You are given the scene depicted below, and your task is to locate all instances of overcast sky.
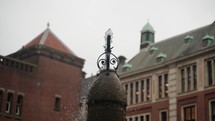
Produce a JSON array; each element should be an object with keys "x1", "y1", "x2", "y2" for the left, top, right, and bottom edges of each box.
[{"x1": 0, "y1": 0, "x2": 215, "y2": 77}]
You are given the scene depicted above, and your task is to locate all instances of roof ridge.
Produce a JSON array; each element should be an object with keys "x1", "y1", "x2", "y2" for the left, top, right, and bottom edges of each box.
[{"x1": 39, "y1": 28, "x2": 50, "y2": 45}]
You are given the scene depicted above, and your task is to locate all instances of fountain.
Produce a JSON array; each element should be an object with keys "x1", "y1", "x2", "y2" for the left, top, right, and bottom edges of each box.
[{"x1": 86, "y1": 29, "x2": 127, "y2": 121}]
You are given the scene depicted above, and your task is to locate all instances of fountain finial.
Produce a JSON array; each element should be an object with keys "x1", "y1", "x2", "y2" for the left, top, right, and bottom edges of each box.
[{"x1": 97, "y1": 29, "x2": 119, "y2": 75}]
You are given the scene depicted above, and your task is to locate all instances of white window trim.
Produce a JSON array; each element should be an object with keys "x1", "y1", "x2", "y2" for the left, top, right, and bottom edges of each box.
[
  {"x1": 124, "y1": 77, "x2": 152, "y2": 106},
  {"x1": 181, "y1": 103, "x2": 197, "y2": 121},
  {"x1": 54, "y1": 95, "x2": 61, "y2": 111},
  {"x1": 209, "y1": 99, "x2": 215, "y2": 121},
  {"x1": 126, "y1": 113, "x2": 151, "y2": 121},
  {"x1": 205, "y1": 58, "x2": 215, "y2": 87},
  {"x1": 7, "y1": 89, "x2": 15, "y2": 94},
  {"x1": 55, "y1": 94, "x2": 61, "y2": 98},
  {"x1": 5, "y1": 91, "x2": 14, "y2": 114},
  {"x1": 159, "y1": 109, "x2": 168, "y2": 121},
  {"x1": 17, "y1": 92, "x2": 24, "y2": 96},
  {"x1": 0, "y1": 88, "x2": 5, "y2": 91},
  {"x1": 15, "y1": 94, "x2": 24, "y2": 116},
  {"x1": 178, "y1": 63, "x2": 197, "y2": 93},
  {"x1": 156, "y1": 73, "x2": 169, "y2": 99}
]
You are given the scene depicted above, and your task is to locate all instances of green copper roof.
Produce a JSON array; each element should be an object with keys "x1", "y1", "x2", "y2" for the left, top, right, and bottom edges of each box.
[
  {"x1": 202, "y1": 34, "x2": 214, "y2": 40},
  {"x1": 141, "y1": 22, "x2": 155, "y2": 33},
  {"x1": 157, "y1": 53, "x2": 167, "y2": 58},
  {"x1": 150, "y1": 46, "x2": 158, "y2": 51},
  {"x1": 185, "y1": 35, "x2": 194, "y2": 40},
  {"x1": 123, "y1": 63, "x2": 132, "y2": 68}
]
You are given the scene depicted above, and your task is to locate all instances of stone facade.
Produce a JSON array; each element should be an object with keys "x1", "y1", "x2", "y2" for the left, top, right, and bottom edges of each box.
[{"x1": 118, "y1": 21, "x2": 215, "y2": 121}]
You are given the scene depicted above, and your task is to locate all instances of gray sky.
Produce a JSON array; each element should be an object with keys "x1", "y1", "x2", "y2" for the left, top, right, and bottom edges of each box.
[{"x1": 0, "y1": 0, "x2": 215, "y2": 77}]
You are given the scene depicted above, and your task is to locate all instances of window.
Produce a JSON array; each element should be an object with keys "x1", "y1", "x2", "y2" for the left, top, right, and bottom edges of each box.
[
  {"x1": 6, "y1": 92, "x2": 13, "y2": 114},
  {"x1": 140, "y1": 116, "x2": 144, "y2": 121},
  {"x1": 156, "y1": 53, "x2": 167, "y2": 63},
  {"x1": 157, "y1": 57, "x2": 164, "y2": 63},
  {"x1": 209, "y1": 100, "x2": 215, "y2": 121},
  {"x1": 141, "y1": 32, "x2": 152, "y2": 42},
  {"x1": 179, "y1": 64, "x2": 197, "y2": 93},
  {"x1": 130, "y1": 83, "x2": 133, "y2": 104},
  {"x1": 149, "y1": 47, "x2": 158, "y2": 54},
  {"x1": 129, "y1": 117, "x2": 133, "y2": 121},
  {"x1": 187, "y1": 67, "x2": 191, "y2": 91},
  {"x1": 181, "y1": 69, "x2": 185, "y2": 92},
  {"x1": 164, "y1": 74, "x2": 168, "y2": 97},
  {"x1": 0, "y1": 90, "x2": 3, "y2": 112},
  {"x1": 127, "y1": 113, "x2": 151, "y2": 121},
  {"x1": 54, "y1": 96, "x2": 61, "y2": 111},
  {"x1": 158, "y1": 75, "x2": 162, "y2": 98},
  {"x1": 15, "y1": 95, "x2": 23, "y2": 116},
  {"x1": 157, "y1": 74, "x2": 168, "y2": 99},
  {"x1": 125, "y1": 84, "x2": 128, "y2": 96},
  {"x1": 183, "y1": 105, "x2": 196, "y2": 121},
  {"x1": 193, "y1": 65, "x2": 197, "y2": 90},
  {"x1": 184, "y1": 35, "x2": 193, "y2": 44},
  {"x1": 146, "y1": 79, "x2": 150, "y2": 101},
  {"x1": 146, "y1": 114, "x2": 150, "y2": 121},
  {"x1": 202, "y1": 35, "x2": 214, "y2": 47},
  {"x1": 141, "y1": 78, "x2": 151, "y2": 102},
  {"x1": 206, "y1": 58, "x2": 215, "y2": 86},
  {"x1": 141, "y1": 80, "x2": 144, "y2": 102},
  {"x1": 141, "y1": 33, "x2": 147, "y2": 43},
  {"x1": 135, "y1": 81, "x2": 139, "y2": 103},
  {"x1": 160, "y1": 110, "x2": 168, "y2": 121},
  {"x1": 127, "y1": 77, "x2": 151, "y2": 105},
  {"x1": 135, "y1": 116, "x2": 138, "y2": 121},
  {"x1": 202, "y1": 39, "x2": 209, "y2": 47}
]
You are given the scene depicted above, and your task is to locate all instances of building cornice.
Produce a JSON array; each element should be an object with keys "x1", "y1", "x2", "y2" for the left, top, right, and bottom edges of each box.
[
  {"x1": 9, "y1": 45, "x2": 85, "y2": 68},
  {"x1": 119, "y1": 45, "x2": 215, "y2": 79}
]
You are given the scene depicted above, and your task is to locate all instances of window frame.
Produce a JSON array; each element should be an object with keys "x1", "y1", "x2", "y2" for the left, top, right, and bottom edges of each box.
[
  {"x1": 5, "y1": 91, "x2": 14, "y2": 114},
  {"x1": 205, "y1": 58, "x2": 215, "y2": 87},
  {"x1": 178, "y1": 63, "x2": 197, "y2": 93},
  {"x1": 159, "y1": 109, "x2": 168, "y2": 121},
  {"x1": 209, "y1": 99, "x2": 215, "y2": 121},
  {"x1": 15, "y1": 94, "x2": 24, "y2": 116},
  {"x1": 54, "y1": 95, "x2": 61, "y2": 111},
  {"x1": 181, "y1": 104, "x2": 196, "y2": 121},
  {"x1": 126, "y1": 113, "x2": 151, "y2": 121},
  {"x1": 0, "y1": 89, "x2": 4, "y2": 112},
  {"x1": 157, "y1": 73, "x2": 169, "y2": 99}
]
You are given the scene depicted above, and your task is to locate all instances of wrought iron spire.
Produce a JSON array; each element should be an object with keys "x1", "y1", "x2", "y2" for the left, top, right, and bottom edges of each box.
[{"x1": 97, "y1": 29, "x2": 119, "y2": 75}]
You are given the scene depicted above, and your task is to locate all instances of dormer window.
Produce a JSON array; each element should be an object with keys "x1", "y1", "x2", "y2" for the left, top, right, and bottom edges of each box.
[
  {"x1": 184, "y1": 35, "x2": 193, "y2": 44},
  {"x1": 156, "y1": 53, "x2": 167, "y2": 63},
  {"x1": 149, "y1": 47, "x2": 158, "y2": 54},
  {"x1": 122, "y1": 64, "x2": 132, "y2": 72},
  {"x1": 202, "y1": 34, "x2": 214, "y2": 47}
]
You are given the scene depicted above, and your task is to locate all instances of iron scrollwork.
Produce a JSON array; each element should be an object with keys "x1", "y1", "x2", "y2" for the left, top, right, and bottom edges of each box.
[{"x1": 97, "y1": 29, "x2": 119, "y2": 74}]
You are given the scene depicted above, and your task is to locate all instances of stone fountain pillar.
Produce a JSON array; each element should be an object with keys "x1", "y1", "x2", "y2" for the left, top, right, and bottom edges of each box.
[{"x1": 87, "y1": 29, "x2": 127, "y2": 121}]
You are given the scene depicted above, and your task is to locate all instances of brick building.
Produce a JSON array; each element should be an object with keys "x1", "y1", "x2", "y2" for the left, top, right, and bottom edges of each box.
[
  {"x1": 80, "y1": 21, "x2": 215, "y2": 121},
  {"x1": 118, "y1": 21, "x2": 215, "y2": 121},
  {"x1": 0, "y1": 26, "x2": 85, "y2": 121}
]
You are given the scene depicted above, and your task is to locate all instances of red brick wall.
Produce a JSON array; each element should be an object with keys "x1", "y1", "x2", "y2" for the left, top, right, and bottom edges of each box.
[
  {"x1": 36, "y1": 56, "x2": 82, "y2": 121},
  {"x1": 177, "y1": 88, "x2": 215, "y2": 121},
  {"x1": 126, "y1": 99, "x2": 169, "y2": 121},
  {"x1": 0, "y1": 54, "x2": 83, "y2": 121},
  {"x1": 0, "y1": 64, "x2": 38, "y2": 121}
]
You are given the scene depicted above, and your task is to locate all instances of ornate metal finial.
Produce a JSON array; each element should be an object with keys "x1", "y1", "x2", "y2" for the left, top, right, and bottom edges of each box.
[{"x1": 97, "y1": 29, "x2": 119, "y2": 75}]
